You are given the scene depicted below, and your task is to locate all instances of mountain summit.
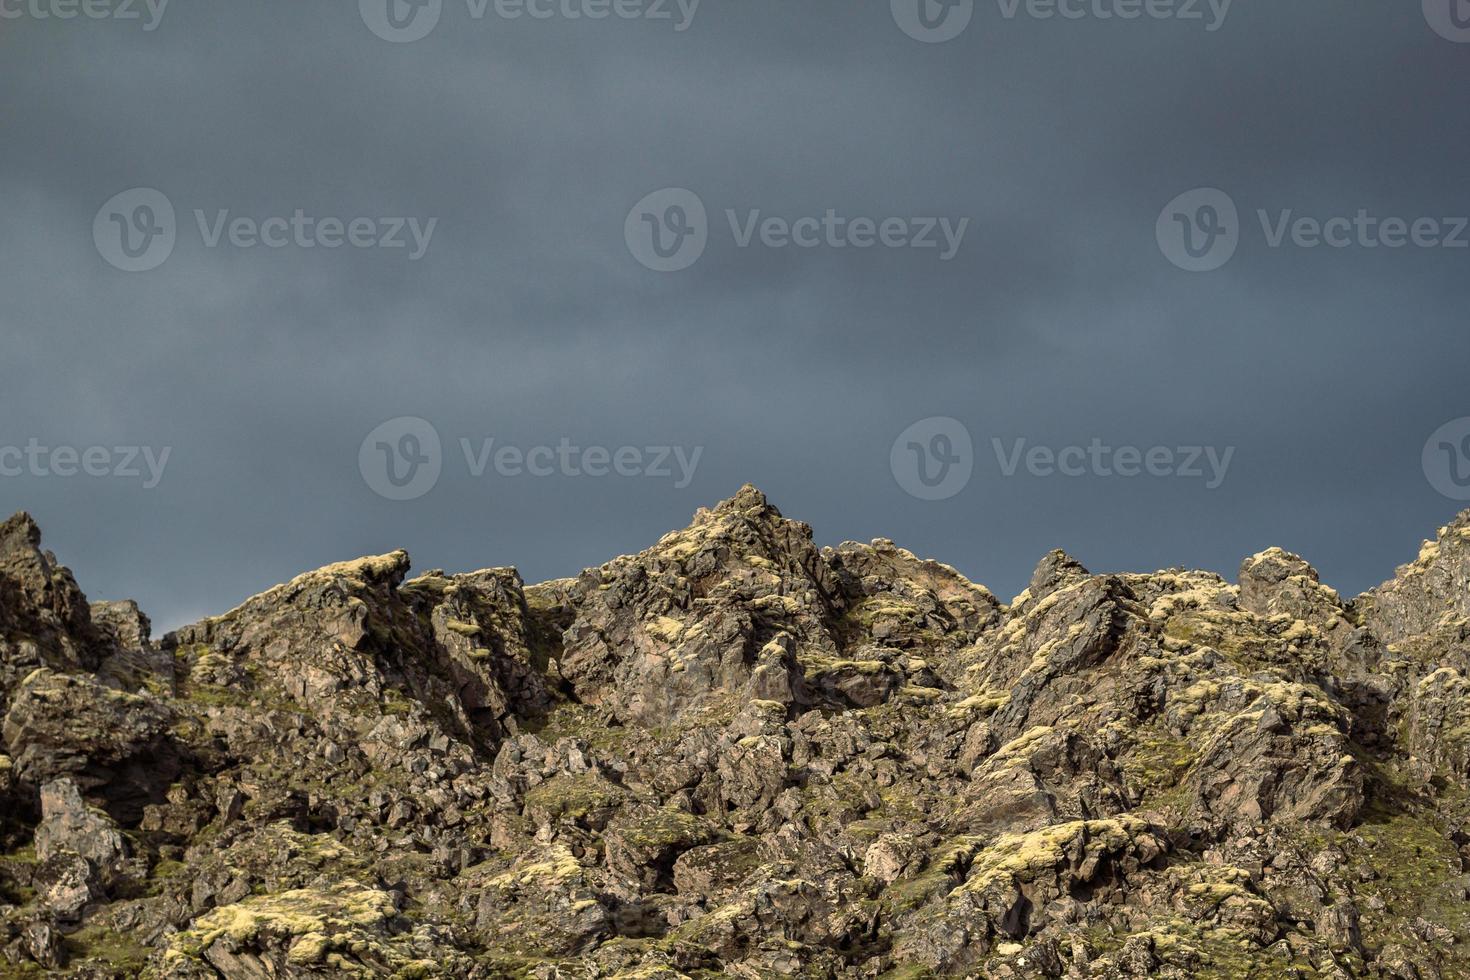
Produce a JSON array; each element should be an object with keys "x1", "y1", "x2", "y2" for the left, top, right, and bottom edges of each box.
[{"x1": 2, "y1": 490, "x2": 1469, "y2": 977}]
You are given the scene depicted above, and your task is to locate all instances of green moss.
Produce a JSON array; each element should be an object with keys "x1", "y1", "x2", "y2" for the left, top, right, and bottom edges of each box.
[
  {"x1": 1118, "y1": 725, "x2": 1197, "y2": 805},
  {"x1": 145, "y1": 858, "x2": 188, "y2": 896},
  {"x1": 179, "y1": 683, "x2": 255, "y2": 709},
  {"x1": 621, "y1": 807, "x2": 712, "y2": 849},
  {"x1": 988, "y1": 726, "x2": 1055, "y2": 769},
  {"x1": 957, "y1": 817, "x2": 1155, "y2": 894},
  {"x1": 523, "y1": 773, "x2": 624, "y2": 822},
  {"x1": 946, "y1": 689, "x2": 1010, "y2": 718},
  {"x1": 879, "y1": 836, "x2": 984, "y2": 913},
  {"x1": 802, "y1": 656, "x2": 892, "y2": 680},
  {"x1": 487, "y1": 845, "x2": 584, "y2": 889},
  {"x1": 1351, "y1": 809, "x2": 1469, "y2": 958},
  {"x1": 0, "y1": 847, "x2": 38, "y2": 906},
  {"x1": 875, "y1": 967, "x2": 937, "y2": 980},
  {"x1": 165, "y1": 881, "x2": 405, "y2": 972},
  {"x1": 445, "y1": 618, "x2": 483, "y2": 638},
  {"x1": 64, "y1": 925, "x2": 152, "y2": 973}
]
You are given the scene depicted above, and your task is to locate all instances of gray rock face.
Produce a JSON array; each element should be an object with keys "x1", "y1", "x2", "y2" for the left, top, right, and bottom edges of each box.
[
  {"x1": 33, "y1": 852, "x2": 96, "y2": 923},
  {"x1": 2, "y1": 669, "x2": 176, "y2": 823},
  {"x1": 0, "y1": 513, "x2": 104, "y2": 710},
  {"x1": 89, "y1": 599, "x2": 151, "y2": 653},
  {"x1": 4, "y1": 497, "x2": 1470, "y2": 977},
  {"x1": 92, "y1": 598, "x2": 176, "y2": 695},
  {"x1": 34, "y1": 778, "x2": 128, "y2": 874},
  {"x1": 1358, "y1": 514, "x2": 1470, "y2": 646},
  {"x1": 556, "y1": 485, "x2": 847, "y2": 724}
]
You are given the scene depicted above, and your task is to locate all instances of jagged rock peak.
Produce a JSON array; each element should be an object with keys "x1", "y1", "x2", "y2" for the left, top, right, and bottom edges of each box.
[
  {"x1": 259, "y1": 548, "x2": 413, "y2": 600},
  {"x1": 1356, "y1": 506, "x2": 1470, "y2": 647},
  {"x1": 693, "y1": 482, "x2": 773, "y2": 521},
  {"x1": 170, "y1": 549, "x2": 413, "y2": 639},
  {"x1": 1026, "y1": 549, "x2": 1091, "y2": 602},
  {"x1": 1239, "y1": 546, "x2": 1321, "y2": 586},
  {"x1": 0, "y1": 511, "x2": 104, "y2": 683},
  {"x1": 0, "y1": 512, "x2": 62, "y2": 606},
  {"x1": 0, "y1": 511, "x2": 43, "y2": 553},
  {"x1": 1376, "y1": 507, "x2": 1470, "y2": 586},
  {"x1": 1235, "y1": 546, "x2": 1349, "y2": 627}
]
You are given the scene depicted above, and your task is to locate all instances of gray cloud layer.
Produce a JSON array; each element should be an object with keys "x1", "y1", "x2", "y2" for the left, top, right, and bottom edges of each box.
[{"x1": 2, "y1": 0, "x2": 1468, "y2": 629}]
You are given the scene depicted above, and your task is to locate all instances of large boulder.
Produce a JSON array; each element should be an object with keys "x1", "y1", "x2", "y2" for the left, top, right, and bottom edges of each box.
[{"x1": 2, "y1": 669, "x2": 176, "y2": 823}]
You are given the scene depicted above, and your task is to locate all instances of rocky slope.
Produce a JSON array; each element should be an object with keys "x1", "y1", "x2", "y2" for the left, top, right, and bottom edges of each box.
[{"x1": 3, "y1": 489, "x2": 1470, "y2": 977}]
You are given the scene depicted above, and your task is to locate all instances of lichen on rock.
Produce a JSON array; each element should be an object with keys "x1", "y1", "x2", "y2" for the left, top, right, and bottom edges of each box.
[{"x1": 3, "y1": 494, "x2": 1470, "y2": 977}]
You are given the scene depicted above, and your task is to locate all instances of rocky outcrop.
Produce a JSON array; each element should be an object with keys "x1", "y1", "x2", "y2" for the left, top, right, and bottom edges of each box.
[
  {"x1": 1358, "y1": 514, "x2": 1470, "y2": 648},
  {"x1": 158, "y1": 880, "x2": 461, "y2": 978},
  {"x1": 3, "y1": 496, "x2": 1470, "y2": 977},
  {"x1": 2, "y1": 669, "x2": 176, "y2": 823},
  {"x1": 555, "y1": 486, "x2": 847, "y2": 724},
  {"x1": 0, "y1": 513, "x2": 105, "y2": 710},
  {"x1": 92, "y1": 598, "x2": 175, "y2": 696}
]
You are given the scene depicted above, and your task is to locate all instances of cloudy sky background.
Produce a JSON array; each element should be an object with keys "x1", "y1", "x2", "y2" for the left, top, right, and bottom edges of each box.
[{"x1": 2, "y1": 0, "x2": 1468, "y2": 630}]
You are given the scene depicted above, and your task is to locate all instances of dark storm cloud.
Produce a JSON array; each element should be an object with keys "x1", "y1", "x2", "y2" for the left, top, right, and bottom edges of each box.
[{"x1": 2, "y1": 0, "x2": 1468, "y2": 630}]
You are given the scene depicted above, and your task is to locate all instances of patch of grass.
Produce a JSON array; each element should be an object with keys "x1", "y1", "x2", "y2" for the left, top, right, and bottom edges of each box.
[
  {"x1": 1119, "y1": 725, "x2": 1197, "y2": 807},
  {"x1": 523, "y1": 773, "x2": 624, "y2": 823},
  {"x1": 64, "y1": 925, "x2": 152, "y2": 973}
]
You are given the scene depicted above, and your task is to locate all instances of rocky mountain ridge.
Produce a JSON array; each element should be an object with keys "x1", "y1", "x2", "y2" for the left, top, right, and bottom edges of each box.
[{"x1": 2, "y1": 488, "x2": 1470, "y2": 977}]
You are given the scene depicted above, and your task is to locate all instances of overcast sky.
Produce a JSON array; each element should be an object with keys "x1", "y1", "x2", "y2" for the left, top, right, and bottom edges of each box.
[{"x1": 3, "y1": 0, "x2": 1468, "y2": 631}]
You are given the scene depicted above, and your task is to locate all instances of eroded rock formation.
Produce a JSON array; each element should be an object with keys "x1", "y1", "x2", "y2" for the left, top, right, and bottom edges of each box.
[{"x1": 3, "y1": 490, "x2": 1470, "y2": 977}]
